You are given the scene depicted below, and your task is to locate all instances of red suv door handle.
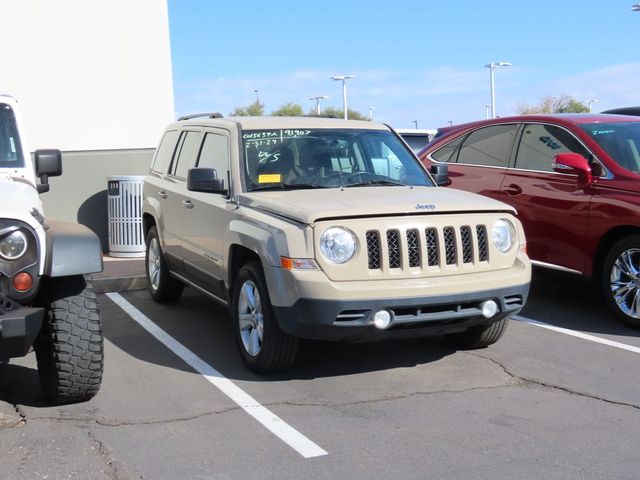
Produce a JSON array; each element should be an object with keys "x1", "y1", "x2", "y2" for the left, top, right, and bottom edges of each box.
[{"x1": 502, "y1": 184, "x2": 523, "y2": 196}]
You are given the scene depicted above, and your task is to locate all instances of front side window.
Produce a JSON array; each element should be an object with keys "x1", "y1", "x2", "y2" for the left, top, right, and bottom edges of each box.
[
  {"x1": 0, "y1": 103, "x2": 24, "y2": 169},
  {"x1": 431, "y1": 135, "x2": 464, "y2": 163},
  {"x1": 197, "y1": 132, "x2": 229, "y2": 178},
  {"x1": 241, "y1": 128, "x2": 433, "y2": 191},
  {"x1": 579, "y1": 122, "x2": 640, "y2": 173},
  {"x1": 516, "y1": 124, "x2": 590, "y2": 172},
  {"x1": 457, "y1": 124, "x2": 519, "y2": 167}
]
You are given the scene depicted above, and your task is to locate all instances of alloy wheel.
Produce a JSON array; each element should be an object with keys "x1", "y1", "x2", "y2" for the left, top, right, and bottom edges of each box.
[{"x1": 237, "y1": 280, "x2": 264, "y2": 356}]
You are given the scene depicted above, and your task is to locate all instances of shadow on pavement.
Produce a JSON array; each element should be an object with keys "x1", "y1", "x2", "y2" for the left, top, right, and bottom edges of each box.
[
  {"x1": 521, "y1": 266, "x2": 640, "y2": 338},
  {"x1": 101, "y1": 289, "x2": 455, "y2": 383},
  {"x1": 0, "y1": 362, "x2": 48, "y2": 408}
]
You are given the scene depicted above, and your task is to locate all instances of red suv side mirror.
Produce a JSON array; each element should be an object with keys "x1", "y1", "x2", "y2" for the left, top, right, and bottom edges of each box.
[{"x1": 552, "y1": 153, "x2": 593, "y2": 187}]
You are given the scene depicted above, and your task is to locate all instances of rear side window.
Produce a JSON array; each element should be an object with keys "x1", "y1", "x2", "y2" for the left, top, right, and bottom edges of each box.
[
  {"x1": 457, "y1": 124, "x2": 519, "y2": 167},
  {"x1": 151, "y1": 130, "x2": 178, "y2": 174},
  {"x1": 516, "y1": 124, "x2": 590, "y2": 172},
  {"x1": 172, "y1": 130, "x2": 201, "y2": 179}
]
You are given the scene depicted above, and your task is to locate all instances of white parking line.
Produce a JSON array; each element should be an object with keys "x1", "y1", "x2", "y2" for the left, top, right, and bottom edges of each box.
[
  {"x1": 513, "y1": 315, "x2": 640, "y2": 354},
  {"x1": 106, "y1": 292, "x2": 328, "y2": 459}
]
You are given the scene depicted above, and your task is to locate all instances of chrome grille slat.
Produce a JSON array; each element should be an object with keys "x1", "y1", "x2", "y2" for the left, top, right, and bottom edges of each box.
[
  {"x1": 387, "y1": 230, "x2": 401, "y2": 269},
  {"x1": 365, "y1": 224, "x2": 489, "y2": 272},
  {"x1": 425, "y1": 228, "x2": 439, "y2": 266},
  {"x1": 460, "y1": 226, "x2": 473, "y2": 263},
  {"x1": 406, "y1": 229, "x2": 420, "y2": 268},
  {"x1": 476, "y1": 225, "x2": 488, "y2": 262},
  {"x1": 443, "y1": 227, "x2": 456, "y2": 265}
]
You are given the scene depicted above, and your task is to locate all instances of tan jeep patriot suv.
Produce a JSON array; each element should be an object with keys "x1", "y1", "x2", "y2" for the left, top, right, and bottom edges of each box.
[{"x1": 143, "y1": 115, "x2": 531, "y2": 372}]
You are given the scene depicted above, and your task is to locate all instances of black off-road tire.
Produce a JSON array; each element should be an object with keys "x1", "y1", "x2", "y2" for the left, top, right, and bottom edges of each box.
[
  {"x1": 446, "y1": 318, "x2": 508, "y2": 350},
  {"x1": 34, "y1": 275, "x2": 103, "y2": 404},
  {"x1": 232, "y1": 261, "x2": 299, "y2": 373},
  {"x1": 146, "y1": 226, "x2": 184, "y2": 303},
  {"x1": 600, "y1": 235, "x2": 640, "y2": 330}
]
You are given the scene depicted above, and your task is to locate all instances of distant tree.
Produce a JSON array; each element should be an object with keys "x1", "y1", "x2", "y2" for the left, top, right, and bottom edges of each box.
[
  {"x1": 516, "y1": 95, "x2": 589, "y2": 115},
  {"x1": 271, "y1": 102, "x2": 304, "y2": 116},
  {"x1": 231, "y1": 101, "x2": 264, "y2": 116},
  {"x1": 318, "y1": 106, "x2": 369, "y2": 120}
]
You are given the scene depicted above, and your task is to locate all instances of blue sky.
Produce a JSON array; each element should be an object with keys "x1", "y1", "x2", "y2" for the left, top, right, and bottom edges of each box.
[{"x1": 167, "y1": 0, "x2": 640, "y2": 129}]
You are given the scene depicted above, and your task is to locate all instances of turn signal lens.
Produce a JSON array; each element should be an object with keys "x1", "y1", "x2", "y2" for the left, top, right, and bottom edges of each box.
[
  {"x1": 280, "y1": 257, "x2": 318, "y2": 270},
  {"x1": 13, "y1": 272, "x2": 33, "y2": 292}
]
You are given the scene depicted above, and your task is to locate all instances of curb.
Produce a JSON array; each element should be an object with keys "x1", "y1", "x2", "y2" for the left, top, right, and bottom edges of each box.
[{"x1": 90, "y1": 275, "x2": 147, "y2": 294}]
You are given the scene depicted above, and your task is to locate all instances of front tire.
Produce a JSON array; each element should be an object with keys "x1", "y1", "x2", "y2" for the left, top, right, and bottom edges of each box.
[
  {"x1": 601, "y1": 235, "x2": 640, "y2": 329},
  {"x1": 34, "y1": 275, "x2": 103, "y2": 404},
  {"x1": 146, "y1": 226, "x2": 184, "y2": 303},
  {"x1": 446, "y1": 318, "x2": 508, "y2": 350},
  {"x1": 232, "y1": 262, "x2": 299, "y2": 373}
]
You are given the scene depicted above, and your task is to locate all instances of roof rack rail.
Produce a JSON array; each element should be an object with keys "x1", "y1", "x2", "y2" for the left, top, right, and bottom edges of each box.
[{"x1": 178, "y1": 112, "x2": 224, "y2": 121}]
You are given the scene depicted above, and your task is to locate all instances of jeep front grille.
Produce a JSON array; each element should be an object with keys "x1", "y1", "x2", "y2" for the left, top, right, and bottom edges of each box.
[{"x1": 366, "y1": 225, "x2": 489, "y2": 271}]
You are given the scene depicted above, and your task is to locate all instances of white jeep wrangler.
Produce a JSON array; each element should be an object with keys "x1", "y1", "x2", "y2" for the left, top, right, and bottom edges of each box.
[{"x1": 0, "y1": 95, "x2": 103, "y2": 404}]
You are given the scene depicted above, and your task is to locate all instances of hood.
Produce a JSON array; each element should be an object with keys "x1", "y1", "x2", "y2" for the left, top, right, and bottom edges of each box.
[
  {"x1": 0, "y1": 175, "x2": 43, "y2": 225},
  {"x1": 239, "y1": 186, "x2": 515, "y2": 224}
]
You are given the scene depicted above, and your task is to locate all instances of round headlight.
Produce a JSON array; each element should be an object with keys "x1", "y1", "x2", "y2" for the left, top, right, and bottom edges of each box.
[
  {"x1": 492, "y1": 219, "x2": 515, "y2": 253},
  {"x1": 0, "y1": 230, "x2": 28, "y2": 260},
  {"x1": 320, "y1": 227, "x2": 357, "y2": 264}
]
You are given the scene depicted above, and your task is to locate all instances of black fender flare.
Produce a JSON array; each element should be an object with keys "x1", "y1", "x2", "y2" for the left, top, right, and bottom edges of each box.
[{"x1": 44, "y1": 221, "x2": 103, "y2": 277}]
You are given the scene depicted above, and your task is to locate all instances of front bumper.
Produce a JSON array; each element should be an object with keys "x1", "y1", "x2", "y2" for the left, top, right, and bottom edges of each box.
[
  {"x1": 0, "y1": 301, "x2": 44, "y2": 360},
  {"x1": 272, "y1": 282, "x2": 530, "y2": 341}
]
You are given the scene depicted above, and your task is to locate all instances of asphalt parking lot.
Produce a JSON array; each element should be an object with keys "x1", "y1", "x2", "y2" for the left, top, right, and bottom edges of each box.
[{"x1": 1, "y1": 267, "x2": 640, "y2": 480}]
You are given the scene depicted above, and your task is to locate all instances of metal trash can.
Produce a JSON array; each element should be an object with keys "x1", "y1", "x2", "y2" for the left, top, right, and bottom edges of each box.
[{"x1": 107, "y1": 175, "x2": 145, "y2": 258}]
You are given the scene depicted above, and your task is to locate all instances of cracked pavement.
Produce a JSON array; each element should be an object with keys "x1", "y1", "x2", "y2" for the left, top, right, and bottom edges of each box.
[{"x1": 1, "y1": 269, "x2": 640, "y2": 479}]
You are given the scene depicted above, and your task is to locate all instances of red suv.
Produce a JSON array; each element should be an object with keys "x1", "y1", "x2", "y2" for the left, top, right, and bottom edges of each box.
[{"x1": 419, "y1": 114, "x2": 640, "y2": 328}]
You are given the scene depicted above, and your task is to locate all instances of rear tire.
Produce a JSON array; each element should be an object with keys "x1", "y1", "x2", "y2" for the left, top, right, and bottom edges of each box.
[
  {"x1": 34, "y1": 275, "x2": 103, "y2": 404},
  {"x1": 601, "y1": 235, "x2": 640, "y2": 329},
  {"x1": 446, "y1": 318, "x2": 508, "y2": 349},
  {"x1": 146, "y1": 226, "x2": 184, "y2": 303},
  {"x1": 232, "y1": 261, "x2": 299, "y2": 373}
]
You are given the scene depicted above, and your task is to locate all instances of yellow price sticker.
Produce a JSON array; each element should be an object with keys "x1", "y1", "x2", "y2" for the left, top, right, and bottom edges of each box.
[{"x1": 258, "y1": 174, "x2": 282, "y2": 184}]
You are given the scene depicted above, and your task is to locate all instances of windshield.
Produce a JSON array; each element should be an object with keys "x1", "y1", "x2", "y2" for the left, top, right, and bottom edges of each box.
[
  {"x1": 580, "y1": 122, "x2": 640, "y2": 173},
  {"x1": 0, "y1": 103, "x2": 25, "y2": 169},
  {"x1": 241, "y1": 128, "x2": 433, "y2": 191}
]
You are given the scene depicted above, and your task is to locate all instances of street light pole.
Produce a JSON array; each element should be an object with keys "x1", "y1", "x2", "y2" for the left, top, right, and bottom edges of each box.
[
  {"x1": 586, "y1": 99, "x2": 598, "y2": 112},
  {"x1": 484, "y1": 61, "x2": 511, "y2": 119},
  {"x1": 331, "y1": 75, "x2": 355, "y2": 119},
  {"x1": 309, "y1": 95, "x2": 328, "y2": 115},
  {"x1": 369, "y1": 107, "x2": 376, "y2": 121}
]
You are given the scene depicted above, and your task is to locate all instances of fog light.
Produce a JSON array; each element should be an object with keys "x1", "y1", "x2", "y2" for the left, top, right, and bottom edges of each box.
[
  {"x1": 480, "y1": 300, "x2": 498, "y2": 319},
  {"x1": 13, "y1": 272, "x2": 33, "y2": 292},
  {"x1": 373, "y1": 310, "x2": 392, "y2": 329}
]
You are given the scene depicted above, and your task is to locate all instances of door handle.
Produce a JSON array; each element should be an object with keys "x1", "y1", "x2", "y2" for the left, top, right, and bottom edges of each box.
[
  {"x1": 182, "y1": 199, "x2": 194, "y2": 209},
  {"x1": 158, "y1": 191, "x2": 168, "y2": 199},
  {"x1": 502, "y1": 184, "x2": 523, "y2": 196}
]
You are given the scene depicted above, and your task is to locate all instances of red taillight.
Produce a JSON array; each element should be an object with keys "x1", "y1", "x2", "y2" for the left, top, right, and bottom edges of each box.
[{"x1": 13, "y1": 272, "x2": 33, "y2": 292}]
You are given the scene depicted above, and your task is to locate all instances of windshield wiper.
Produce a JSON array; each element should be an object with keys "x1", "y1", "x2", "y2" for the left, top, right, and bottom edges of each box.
[
  {"x1": 342, "y1": 179, "x2": 407, "y2": 187},
  {"x1": 249, "y1": 183, "x2": 329, "y2": 191}
]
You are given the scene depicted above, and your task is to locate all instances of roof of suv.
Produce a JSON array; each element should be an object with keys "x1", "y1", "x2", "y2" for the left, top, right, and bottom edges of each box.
[
  {"x1": 172, "y1": 115, "x2": 389, "y2": 131},
  {"x1": 423, "y1": 113, "x2": 640, "y2": 155}
]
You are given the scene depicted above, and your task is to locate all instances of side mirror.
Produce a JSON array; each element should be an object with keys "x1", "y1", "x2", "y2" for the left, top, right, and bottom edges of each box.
[
  {"x1": 430, "y1": 163, "x2": 449, "y2": 186},
  {"x1": 187, "y1": 167, "x2": 227, "y2": 194},
  {"x1": 552, "y1": 153, "x2": 593, "y2": 187},
  {"x1": 34, "y1": 149, "x2": 62, "y2": 193}
]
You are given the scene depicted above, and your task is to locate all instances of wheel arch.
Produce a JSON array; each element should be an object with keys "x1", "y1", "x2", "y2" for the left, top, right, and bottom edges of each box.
[
  {"x1": 593, "y1": 226, "x2": 640, "y2": 281},
  {"x1": 227, "y1": 244, "x2": 261, "y2": 300}
]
